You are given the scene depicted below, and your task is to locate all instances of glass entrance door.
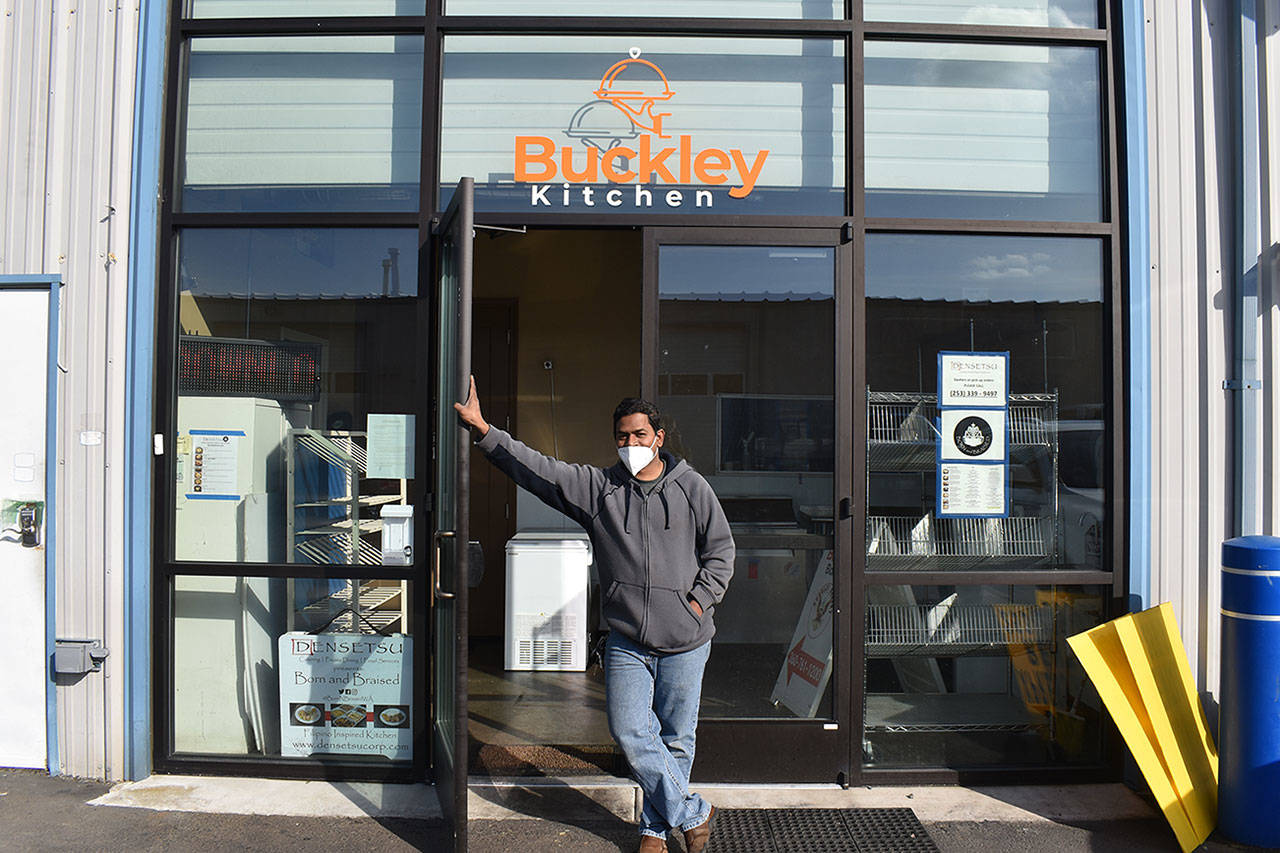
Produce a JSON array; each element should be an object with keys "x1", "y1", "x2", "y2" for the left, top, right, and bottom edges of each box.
[
  {"x1": 432, "y1": 178, "x2": 474, "y2": 850},
  {"x1": 644, "y1": 228, "x2": 853, "y2": 783}
]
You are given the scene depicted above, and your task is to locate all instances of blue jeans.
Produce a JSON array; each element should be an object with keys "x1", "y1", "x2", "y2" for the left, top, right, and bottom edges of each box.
[{"x1": 604, "y1": 631, "x2": 713, "y2": 839}]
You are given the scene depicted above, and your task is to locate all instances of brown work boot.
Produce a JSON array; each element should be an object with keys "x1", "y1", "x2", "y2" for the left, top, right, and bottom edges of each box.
[
  {"x1": 638, "y1": 833, "x2": 667, "y2": 851},
  {"x1": 683, "y1": 806, "x2": 717, "y2": 853}
]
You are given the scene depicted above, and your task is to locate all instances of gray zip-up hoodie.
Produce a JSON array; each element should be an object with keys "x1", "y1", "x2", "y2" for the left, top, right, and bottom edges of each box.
[{"x1": 475, "y1": 426, "x2": 735, "y2": 654}]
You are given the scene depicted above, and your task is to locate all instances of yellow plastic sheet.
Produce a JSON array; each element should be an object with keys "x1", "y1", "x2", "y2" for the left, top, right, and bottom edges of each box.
[{"x1": 1067, "y1": 603, "x2": 1218, "y2": 853}]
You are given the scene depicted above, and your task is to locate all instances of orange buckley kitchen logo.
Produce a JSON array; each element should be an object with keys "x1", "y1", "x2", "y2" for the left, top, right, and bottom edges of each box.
[{"x1": 514, "y1": 48, "x2": 770, "y2": 208}]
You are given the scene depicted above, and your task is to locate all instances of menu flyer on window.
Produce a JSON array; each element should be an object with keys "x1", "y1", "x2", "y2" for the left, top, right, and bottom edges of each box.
[
  {"x1": 278, "y1": 633, "x2": 413, "y2": 760},
  {"x1": 937, "y1": 352, "x2": 1008, "y2": 409},
  {"x1": 771, "y1": 551, "x2": 835, "y2": 718},
  {"x1": 186, "y1": 429, "x2": 243, "y2": 499},
  {"x1": 938, "y1": 462, "x2": 1008, "y2": 517},
  {"x1": 366, "y1": 413, "x2": 415, "y2": 479},
  {"x1": 936, "y1": 351, "x2": 1010, "y2": 518}
]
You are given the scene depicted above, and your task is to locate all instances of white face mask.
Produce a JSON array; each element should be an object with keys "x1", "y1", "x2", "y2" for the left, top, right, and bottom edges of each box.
[{"x1": 618, "y1": 435, "x2": 659, "y2": 477}]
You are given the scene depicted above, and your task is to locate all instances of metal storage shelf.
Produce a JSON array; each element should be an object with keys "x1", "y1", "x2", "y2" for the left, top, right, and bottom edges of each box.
[
  {"x1": 290, "y1": 578, "x2": 406, "y2": 634},
  {"x1": 293, "y1": 429, "x2": 368, "y2": 471},
  {"x1": 865, "y1": 694, "x2": 1046, "y2": 733},
  {"x1": 286, "y1": 429, "x2": 406, "y2": 566},
  {"x1": 862, "y1": 387, "x2": 1064, "y2": 739},
  {"x1": 867, "y1": 391, "x2": 1056, "y2": 471},
  {"x1": 294, "y1": 495, "x2": 400, "y2": 509},
  {"x1": 866, "y1": 515, "x2": 1053, "y2": 570},
  {"x1": 865, "y1": 603, "x2": 1051, "y2": 657},
  {"x1": 294, "y1": 518, "x2": 384, "y2": 536},
  {"x1": 294, "y1": 533, "x2": 383, "y2": 566}
]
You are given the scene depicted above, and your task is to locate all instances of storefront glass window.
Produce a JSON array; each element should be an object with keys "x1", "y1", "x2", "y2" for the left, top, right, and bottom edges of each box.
[
  {"x1": 182, "y1": 36, "x2": 423, "y2": 212},
  {"x1": 659, "y1": 244, "x2": 836, "y2": 719},
  {"x1": 865, "y1": 41, "x2": 1102, "y2": 221},
  {"x1": 865, "y1": 0, "x2": 1098, "y2": 28},
  {"x1": 863, "y1": 583, "x2": 1106, "y2": 767},
  {"x1": 190, "y1": 0, "x2": 425, "y2": 17},
  {"x1": 865, "y1": 233, "x2": 1106, "y2": 572},
  {"x1": 440, "y1": 36, "x2": 845, "y2": 215},
  {"x1": 159, "y1": 0, "x2": 1122, "y2": 782},
  {"x1": 173, "y1": 228, "x2": 420, "y2": 566},
  {"x1": 445, "y1": 0, "x2": 842, "y2": 17},
  {"x1": 172, "y1": 575, "x2": 415, "y2": 761}
]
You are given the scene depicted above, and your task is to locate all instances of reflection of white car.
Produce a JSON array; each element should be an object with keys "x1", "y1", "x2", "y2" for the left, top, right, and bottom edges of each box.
[{"x1": 1057, "y1": 420, "x2": 1105, "y2": 569}]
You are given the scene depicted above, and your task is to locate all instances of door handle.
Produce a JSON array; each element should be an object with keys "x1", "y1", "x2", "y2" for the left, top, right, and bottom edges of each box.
[{"x1": 433, "y1": 529, "x2": 457, "y2": 600}]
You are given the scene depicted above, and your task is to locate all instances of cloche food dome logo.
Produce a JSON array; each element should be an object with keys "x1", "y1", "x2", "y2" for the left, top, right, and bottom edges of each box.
[
  {"x1": 593, "y1": 49, "x2": 676, "y2": 137},
  {"x1": 514, "y1": 47, "x2": 771, "y2": 209}
]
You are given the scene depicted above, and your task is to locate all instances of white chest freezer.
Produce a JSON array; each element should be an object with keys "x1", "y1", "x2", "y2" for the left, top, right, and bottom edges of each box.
[{"x1": 505, "y1": 532, "x2": 592, "y2": 671}]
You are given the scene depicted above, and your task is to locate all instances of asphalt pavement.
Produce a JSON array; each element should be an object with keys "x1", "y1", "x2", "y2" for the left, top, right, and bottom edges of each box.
[{"x1": 0, "y1": 768, "x2": 1266, "y2": 852}]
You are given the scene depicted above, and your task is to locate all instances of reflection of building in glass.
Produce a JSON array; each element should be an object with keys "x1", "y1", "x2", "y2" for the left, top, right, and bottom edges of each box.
[{"x1": 564, "y1": 99, "x2": 640, "y2": 168}]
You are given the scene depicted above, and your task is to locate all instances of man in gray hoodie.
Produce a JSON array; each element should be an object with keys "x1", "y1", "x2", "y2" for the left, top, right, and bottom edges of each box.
[{"x1": 455, "y1": 378, "x2": 734, "y2": 853}]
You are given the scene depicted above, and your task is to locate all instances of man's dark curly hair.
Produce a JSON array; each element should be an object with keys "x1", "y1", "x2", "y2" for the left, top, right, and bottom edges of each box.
[{"x1": 612, "y1": 397, "x2": 662, "y2": 433}]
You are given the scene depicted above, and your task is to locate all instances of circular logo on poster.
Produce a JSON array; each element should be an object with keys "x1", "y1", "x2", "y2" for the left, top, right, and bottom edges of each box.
[{"x1": 953, "y1": 416, "x2": 993, "y2": 457}]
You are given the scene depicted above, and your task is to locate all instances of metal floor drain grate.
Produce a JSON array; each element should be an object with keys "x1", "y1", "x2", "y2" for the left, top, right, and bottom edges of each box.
[
  {"x1": 712, "y1": 807, "x2": 938, "y2": 853},
  {"x1": 841, "y1": 808, "x2": 939, "y2": 852}
]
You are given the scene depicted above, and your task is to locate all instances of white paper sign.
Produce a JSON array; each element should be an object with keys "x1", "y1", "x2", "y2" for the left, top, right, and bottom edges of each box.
[
  {"x1": 278, "y1": 633, "x2": 413, "y2": 760},
  {"x1": 939, "y1": 462, "x2": 1007, "y2": 516},
  {"x1": 939, "y1": 353, "x2": 1007, "y2": 408},
  {"x1": 366, "y1": 414, "x2": 415, "y2": 479},
  {"x1": 939, "y1": 409, "x2": 1006, "y2": 463},
  {"x1": 771, "y1": 551, "x2": 835, "y2": 718},
  {"x1": 188, "y1": 430, "x2": 242, "y2": 498}
]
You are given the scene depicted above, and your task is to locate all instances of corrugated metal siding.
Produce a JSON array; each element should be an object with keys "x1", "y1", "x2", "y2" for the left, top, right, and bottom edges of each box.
[
  {"x1": 1144, "y1": 0, "x2": 1234, "y2": 699},
  {"x1": 1, "y1": 1, "x2": 138, "y2": 779},
  {"x1": 1264, "y1": 3, "x2": 1280, "y2": 541}
]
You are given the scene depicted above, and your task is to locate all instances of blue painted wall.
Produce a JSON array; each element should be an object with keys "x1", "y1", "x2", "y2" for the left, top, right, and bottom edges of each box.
[{"x1": 123, "y1": 0, "x2": 168, "y2": 781}]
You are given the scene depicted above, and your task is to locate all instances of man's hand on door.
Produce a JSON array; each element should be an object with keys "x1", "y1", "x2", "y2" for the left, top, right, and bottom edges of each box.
[{"x1": 454, "y1": 375, "x2": 490, "y2": 437}]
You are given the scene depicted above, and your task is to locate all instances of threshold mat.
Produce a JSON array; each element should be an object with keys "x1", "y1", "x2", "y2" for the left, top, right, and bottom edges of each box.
[
  {"x1": 469, "y1": 742, "x2": 626, "y2": 776},
  {"x1": 711, "y1": 808, "x2": 938, "y2": 853}
]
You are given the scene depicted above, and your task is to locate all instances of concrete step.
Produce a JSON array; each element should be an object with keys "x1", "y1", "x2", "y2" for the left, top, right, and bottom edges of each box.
[
  {"x1": 90, "y1": 773, "x2": 1159, "y2": 831},
  {"x1": 467, "y1": 777, "x2": 1158, "y2": 825}
]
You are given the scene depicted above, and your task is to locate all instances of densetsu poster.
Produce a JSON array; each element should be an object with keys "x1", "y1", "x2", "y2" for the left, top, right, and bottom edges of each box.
[{"x1": 278, "y1": 633, "x2": 412, "y2": 760}]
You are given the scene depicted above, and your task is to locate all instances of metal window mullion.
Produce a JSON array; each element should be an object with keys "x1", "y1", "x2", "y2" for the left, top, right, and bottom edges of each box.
[
  {"x1": 157, "y1": 753, "x2": 421, "y2": 781},
  {"x1": 863, "y1": 570, "x2": 1115, "y2": 587},
  {"x1": 436, "y1": 16, "x2": 857, "y2": 37},
  {"x1": 153, "y1": 0, "x2": 190, "y2": 772},
  {"x1": 862, "y1": 22, "x2": 1107, "y2": 46},
  {"x1": 178, "y1": 16, "x2": 428, "y2": 36},
  {"x1": 847, "y1": 0, "x2": 866, "y2": 789},
  {"x1": 835, "y1": 207, "x2": 858, "y2": 786},
  {"x1": 470, "y1": 212, "x2": 851, "y2": 228},
  {"x1": 422, "y1": 4, "x2": 443, "y2": 232},
  {"x1": 170, "y1": 212, "x2": 421, "y2": 228},
  {"x1": 1101, "y1": 0, "x2": 1128, "y2": 605},
  {"x1": 864, "y1": 218, "x2": 1113, "y2": 236},
  {"x1": 159, "y1": 561, "x2": 417, "y2": 581}
]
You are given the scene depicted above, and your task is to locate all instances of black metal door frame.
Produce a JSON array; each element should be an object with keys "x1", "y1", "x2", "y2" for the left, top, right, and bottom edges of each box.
[
  {"x1": 428, "y1": 178, "x2": 474, "y2": 852},
  {"x1": 642, "y1": 225, "x2": 859, "y2": 785}
]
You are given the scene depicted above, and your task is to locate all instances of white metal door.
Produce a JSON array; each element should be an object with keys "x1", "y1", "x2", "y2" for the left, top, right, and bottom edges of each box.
[{"x1": 0, "y1": 286, "x2": 52, "y2": 768}]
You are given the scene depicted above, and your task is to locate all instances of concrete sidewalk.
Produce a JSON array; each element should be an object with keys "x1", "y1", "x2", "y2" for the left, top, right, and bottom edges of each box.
[{"x1": 0, "y1": 768, "x2": 1258, "y2": 852}]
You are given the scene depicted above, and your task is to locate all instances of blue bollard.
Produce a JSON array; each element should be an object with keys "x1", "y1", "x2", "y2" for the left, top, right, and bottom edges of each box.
[{"x1": 1219, "y1": 535, "x2": 1280, "y2": 847}]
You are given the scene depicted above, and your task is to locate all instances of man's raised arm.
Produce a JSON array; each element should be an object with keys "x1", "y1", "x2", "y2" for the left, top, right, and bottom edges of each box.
[{"x1": 454, "y1": 375, "x2": 602, "y2": 526}]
